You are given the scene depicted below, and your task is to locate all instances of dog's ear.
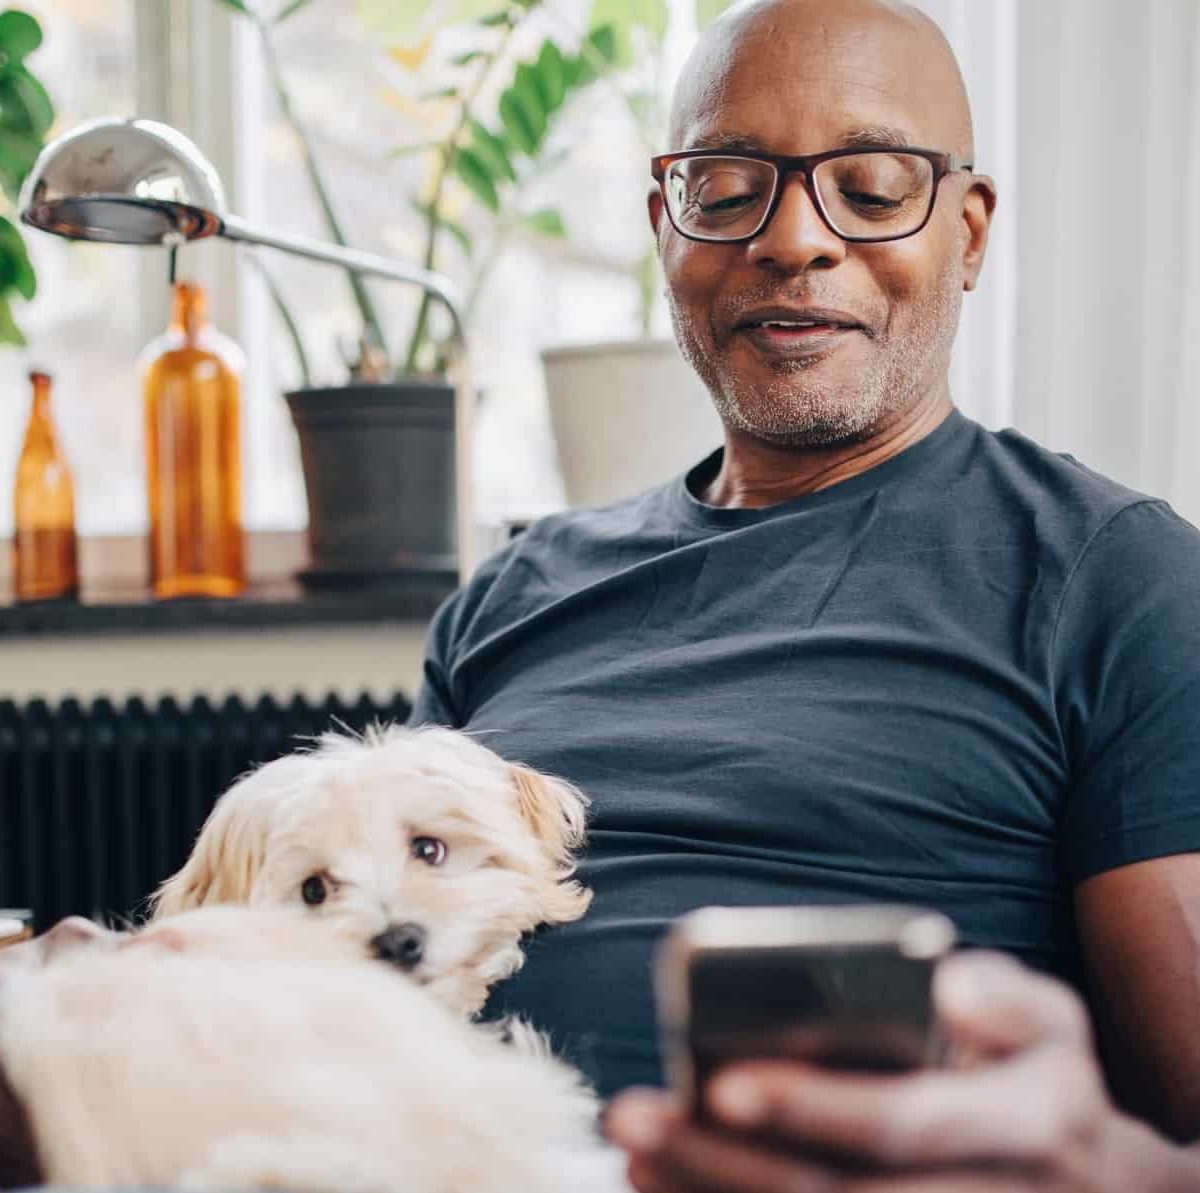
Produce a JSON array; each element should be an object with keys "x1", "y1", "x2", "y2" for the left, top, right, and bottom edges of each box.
[
  {"x1": 509, "y1": 765, "x2": 593, "y2": 924},
  {"x1": 149, "y1": 757, "x2": 298, "y2": 918}
]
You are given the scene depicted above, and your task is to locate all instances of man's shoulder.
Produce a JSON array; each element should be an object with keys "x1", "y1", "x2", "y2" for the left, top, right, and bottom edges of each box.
[
  {"x1": 446, "y1": 479, "x2": 680, "y2": 633},
  {"x1": 968, "y1": 421, "x2": 1173, "y2": 540}
]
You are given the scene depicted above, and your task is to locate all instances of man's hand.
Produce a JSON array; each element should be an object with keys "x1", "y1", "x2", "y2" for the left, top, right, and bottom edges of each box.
[{"x1": 606, "y1": 952, "x2": 1200, "y2": 1192}]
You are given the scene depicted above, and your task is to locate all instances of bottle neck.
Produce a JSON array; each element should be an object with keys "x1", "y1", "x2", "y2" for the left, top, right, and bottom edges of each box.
[
  {"x1": 28, "y1": 373, "x2": 53, "y2": 424},
  {"x1": 170, "y1": 281, "x2": 209, "y2": 339}
]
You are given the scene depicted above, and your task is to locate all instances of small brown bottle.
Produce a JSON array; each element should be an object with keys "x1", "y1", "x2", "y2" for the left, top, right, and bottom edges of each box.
[
  {"x1": 12, "y1": 370, "x2": 79, "y2": 602},
  {"x1": 141, "y1": 280, "x2": 246, "y2": 599}
]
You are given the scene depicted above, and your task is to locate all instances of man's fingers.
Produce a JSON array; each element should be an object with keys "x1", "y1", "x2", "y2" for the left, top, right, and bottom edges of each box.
[
  {"x1": 650, "y1": 1119, "x2": 836, "y2": 1193},
  {"x1": 707, "y1": 1045, "x2": 1098, "y2": 1168},
  {"x1": 934, "y1": 951, "x2": 1093, "y2": 1058},
  {"x1": 606, "y1": 1087, "x2": 681, "y2": 1154}
]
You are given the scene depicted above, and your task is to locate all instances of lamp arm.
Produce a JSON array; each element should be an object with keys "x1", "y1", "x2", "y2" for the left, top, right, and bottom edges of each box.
[
  {"x1": 219, "y1": 214, "x2": 476, "y2": 582},
  {"x1": 220, "y1": 214, "x2": 466, "y2": 346}
]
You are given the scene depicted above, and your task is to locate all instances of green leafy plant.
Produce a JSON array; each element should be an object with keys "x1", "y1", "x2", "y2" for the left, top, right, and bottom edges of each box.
[
  {"x1": 0, "y1": 8, "x2": 55, "y2": 346},
  {"x1": 216, "y1": 0, "x2": 620, "y2": 382},
  {"x1": 391, "y1": 7, "x2": 624, "y2": 374}
]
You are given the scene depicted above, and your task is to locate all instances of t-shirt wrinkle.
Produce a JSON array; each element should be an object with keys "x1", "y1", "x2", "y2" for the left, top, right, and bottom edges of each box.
[{"x1": 408, "y1": 410, "x2": 1200, "y2": 1098}]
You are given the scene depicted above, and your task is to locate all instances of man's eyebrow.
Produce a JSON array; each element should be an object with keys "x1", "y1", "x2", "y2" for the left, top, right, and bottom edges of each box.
[
  {"x1": 683, "y1": 126, "x2": 920, "y2": 153},
  {"x1": 685, "y1": 131, "x2": 765, "y2": 152},
  {"x1": 837, "y1": 126, "x2": 917, "y2": 150}
]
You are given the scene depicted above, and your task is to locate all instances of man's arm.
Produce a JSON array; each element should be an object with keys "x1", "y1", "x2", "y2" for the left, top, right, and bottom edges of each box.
[{"x1": 1077, "y1": 853, "x2": 1200, "y2": 1141}]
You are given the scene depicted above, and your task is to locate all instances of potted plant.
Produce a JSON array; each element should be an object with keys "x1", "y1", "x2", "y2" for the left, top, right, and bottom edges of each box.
[
  {"x1": 215, "y1": 0, "x2": 620, "y2": 584},
  {"x1": 540, "y1": 0, "x2": 734, "y2": 508}
]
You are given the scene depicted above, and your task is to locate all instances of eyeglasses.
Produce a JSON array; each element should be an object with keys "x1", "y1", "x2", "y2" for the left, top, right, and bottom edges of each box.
[{"x1": 650, "y1": 147, "x2": 974, "y2": 245}]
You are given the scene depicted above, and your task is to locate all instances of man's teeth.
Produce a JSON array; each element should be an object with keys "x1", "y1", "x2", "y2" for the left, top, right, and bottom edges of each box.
[{"x1": 755, "y1": 320, "x2": 829, "y2": 328}]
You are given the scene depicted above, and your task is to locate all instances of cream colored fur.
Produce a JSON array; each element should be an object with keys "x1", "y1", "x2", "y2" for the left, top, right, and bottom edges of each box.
[
  {"x1": 150, "y1": 725, "x2": 592, "y2": 1015},
  {"x1": 0, "y1": 906, "x2": 630, "y2": 1193}
]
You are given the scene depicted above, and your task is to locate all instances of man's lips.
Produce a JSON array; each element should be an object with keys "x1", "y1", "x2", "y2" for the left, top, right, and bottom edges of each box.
[
  {"x1": 731, "y1": 306, "x2": 867, "y2": 357},
  {"x1": 733, "y1": 305, "x2": 867, "y2": 334}
]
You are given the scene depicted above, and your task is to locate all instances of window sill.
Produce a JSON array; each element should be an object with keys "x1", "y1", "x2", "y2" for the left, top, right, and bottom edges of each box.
[{"x1": 0, "y1": 532, "x2": 456, "y2": 638}]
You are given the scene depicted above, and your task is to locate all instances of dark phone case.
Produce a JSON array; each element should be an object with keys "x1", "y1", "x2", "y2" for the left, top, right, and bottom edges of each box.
[{"x1": 674, "y1": 944, "x2": 940, "y2": 1115}]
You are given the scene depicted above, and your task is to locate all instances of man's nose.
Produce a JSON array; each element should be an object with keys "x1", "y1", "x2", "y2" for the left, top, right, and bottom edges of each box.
[
  {"x1": 746, "y1": 175, "x2": 847, "y2": 272},
  {"x1": 371, "y1": 922, "x2": 426, "y2": 970}
]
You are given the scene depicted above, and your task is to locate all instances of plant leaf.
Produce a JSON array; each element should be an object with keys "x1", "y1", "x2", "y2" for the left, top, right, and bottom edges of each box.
[
  {"x1": 388, "y1": 139, "x2": 439, "y2": 159},
  {"x1": 513, "y1": 61, "x2": 548, "y2": 143},
  {"x1": 498, "y1": 88, "x2": 537, "y2": 155},
  {"x1": 0, "y1": 11, "x2": 42, "y2": 64},
  {"x1": 695, "y1": 0, "x2": 735, "y2": 30},
  {"x1": 479, "y1": 8, "x2": 512, "y2": 27},
  {"x1": 273, "y1": 0, "x2": 311, "y2": 22},
  {"x1": 451, "y1": 48, "x2": 486, "y2": 66},
  {"x1": 534, "y1": 40, "x2": 567, "y2": 111},
  {"x1": 452, "y1": 145, "x2": 501, "y2": 211},
  {"x1": 522, "y1": 208, "x2": 567, "y2": 238},
  {"x1": 0, "y1": 292, "x2": 25, "y2": 346},
  {"x1": 213, "y1": 0, "x2": 254, "y2": 16},
  {"x1": 0, "y1": 216, "x2": 36, "y2": 300},
  {"x1": 0, "y1": 69, "x2": 53, "y2": 138},
  {"x1": 571, "y1": 24, "x2": 619, "y2": 84},
  {"x1": 468, "y1": 118, "x2": 516, "y2": 182},
  {"x1": 0, "y1": 126, "x2": 41, "y2": 200}
]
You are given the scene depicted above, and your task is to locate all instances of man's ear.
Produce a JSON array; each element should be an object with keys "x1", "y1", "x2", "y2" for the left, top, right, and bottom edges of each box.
[
  {"x1": 648, "y1": 184, "x2": 665, "y2": 238},
  {"x1": 961, "y1": 175, "x2": 997, "y2": 292}
]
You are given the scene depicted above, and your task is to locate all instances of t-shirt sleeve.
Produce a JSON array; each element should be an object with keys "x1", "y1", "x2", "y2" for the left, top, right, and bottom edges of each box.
[
  {"x1": 406, "y1": 543, "x2": 514, "y2": 729},
  {"x1": 1055, "y1": 500, "x2": 1200, "y2": 882}
]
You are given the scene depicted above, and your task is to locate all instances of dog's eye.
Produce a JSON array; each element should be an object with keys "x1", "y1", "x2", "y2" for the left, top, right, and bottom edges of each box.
[
  {"x1": 300, "y1": 874, "x2": 328, "y2": 906},
  {"x1": 411, "y1": 837, "x2": 447, "y2": 867}
]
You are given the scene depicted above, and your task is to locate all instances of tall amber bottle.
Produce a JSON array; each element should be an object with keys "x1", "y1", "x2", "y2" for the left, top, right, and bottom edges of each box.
[
  {"x1": 12, "y1": 371, "x2": 79, "y2": 602},
  {"x1": 140, "y1": 280, "x2": 245, "y2": 599}
]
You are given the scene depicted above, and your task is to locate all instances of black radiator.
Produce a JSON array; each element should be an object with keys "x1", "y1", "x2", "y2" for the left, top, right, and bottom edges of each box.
[{"x1": 0, "y1": 691, "x2": 411, "y2": 931}]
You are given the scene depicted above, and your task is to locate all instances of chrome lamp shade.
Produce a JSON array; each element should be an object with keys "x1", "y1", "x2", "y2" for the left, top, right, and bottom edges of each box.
[{"x1": 19, "y1": 117, "x2": 227, "y2": 244}]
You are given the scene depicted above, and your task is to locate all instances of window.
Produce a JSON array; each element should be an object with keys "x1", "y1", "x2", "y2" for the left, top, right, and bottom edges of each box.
[{"x1": 0, "y1": 0, "x2": 143, "y2": 537}]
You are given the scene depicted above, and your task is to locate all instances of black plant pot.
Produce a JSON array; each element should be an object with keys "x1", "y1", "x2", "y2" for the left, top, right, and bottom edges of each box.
[{"x1": 285, "y1": 379, "x2": 458, "y2": 589}]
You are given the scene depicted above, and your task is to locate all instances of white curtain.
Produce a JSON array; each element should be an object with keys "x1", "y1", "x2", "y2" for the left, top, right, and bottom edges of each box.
[{"x1": 1012, "y1": 0, "x2": 1200, "y2": 523}]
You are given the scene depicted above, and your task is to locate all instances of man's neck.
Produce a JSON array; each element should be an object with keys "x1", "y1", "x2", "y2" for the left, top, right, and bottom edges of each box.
[{"x1": 699, "y1": 389, "x2": 955, "y2": 510}]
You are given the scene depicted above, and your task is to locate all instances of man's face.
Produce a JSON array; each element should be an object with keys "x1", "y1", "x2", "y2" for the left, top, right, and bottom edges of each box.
[{"x1": 654, "y1": 8, "x2": 982, "y2": 447}]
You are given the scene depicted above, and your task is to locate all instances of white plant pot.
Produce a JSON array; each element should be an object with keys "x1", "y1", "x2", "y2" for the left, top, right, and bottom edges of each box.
[{"x1": 541, "y1": 337, "x2": 724, "y2": 508}]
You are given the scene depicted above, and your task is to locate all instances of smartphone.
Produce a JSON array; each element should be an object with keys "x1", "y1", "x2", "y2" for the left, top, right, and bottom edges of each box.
[{"x1": 655, "y1": 904, "x2": 956, "y2": 1113}]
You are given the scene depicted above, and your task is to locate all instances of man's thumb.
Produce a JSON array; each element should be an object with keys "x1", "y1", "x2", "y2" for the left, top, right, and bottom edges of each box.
[{"x1": 935, "y1": 950, "x2": 1093, "y2": 1060}]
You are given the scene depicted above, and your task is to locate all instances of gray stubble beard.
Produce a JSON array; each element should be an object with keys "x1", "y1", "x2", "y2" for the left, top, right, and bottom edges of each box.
[{"x1": 668, "y1": 257, "x2": 964, "y2": 448}]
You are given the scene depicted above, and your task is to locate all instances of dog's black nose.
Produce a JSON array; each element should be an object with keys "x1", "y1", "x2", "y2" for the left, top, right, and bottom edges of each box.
[{"x1": 371, "y1": 923, "x2": 426, "y2": 970}]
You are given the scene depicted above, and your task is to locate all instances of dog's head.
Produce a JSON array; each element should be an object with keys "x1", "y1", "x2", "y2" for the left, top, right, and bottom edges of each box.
[{"x1": 150, "y1": 726, "x2": 592, "y2": 1014}]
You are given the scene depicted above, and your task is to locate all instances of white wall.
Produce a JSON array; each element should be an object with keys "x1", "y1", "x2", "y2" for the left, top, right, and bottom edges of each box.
[{"x1": 1013, "y1": 0, "x2": 1200, "y2": 521}]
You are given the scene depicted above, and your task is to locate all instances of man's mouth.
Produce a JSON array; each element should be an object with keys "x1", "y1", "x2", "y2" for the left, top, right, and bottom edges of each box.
[{"x1": 733, "y1": 306, "x2": 867, "y2": 355}]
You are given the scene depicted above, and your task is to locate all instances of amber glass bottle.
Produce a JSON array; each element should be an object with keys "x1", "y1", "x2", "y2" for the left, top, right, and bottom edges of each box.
[
  {"x1": 12, "y1": 371, "x2": 79, "y2": 602},
  {"x1": 141, "y1": 280, "x2": 245, "y2": 599}
]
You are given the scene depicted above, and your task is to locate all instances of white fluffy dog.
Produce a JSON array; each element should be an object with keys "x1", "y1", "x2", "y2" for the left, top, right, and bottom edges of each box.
[
  {"x1": 150, "y1": 725, "x2": 592, "y2": 1015},
  {"x1": 0, "y1": 906, "x2": 630, "y2": 1193}
]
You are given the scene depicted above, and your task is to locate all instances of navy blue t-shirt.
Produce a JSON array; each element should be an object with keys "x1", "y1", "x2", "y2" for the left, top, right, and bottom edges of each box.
[{"x1": 408, "y1": 409, "x2": 1200, "y2": 1098}]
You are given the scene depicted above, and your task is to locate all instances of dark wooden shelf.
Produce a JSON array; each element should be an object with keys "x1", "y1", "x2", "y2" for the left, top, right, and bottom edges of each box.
[{"x1": 0, "y1": 572, "x2": 456, "y2": 638}]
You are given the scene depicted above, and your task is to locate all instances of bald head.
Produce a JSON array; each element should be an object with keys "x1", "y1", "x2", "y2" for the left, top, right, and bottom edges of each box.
[{"x1": 668, "y1": 0, "x2": 974, "y2": 160}]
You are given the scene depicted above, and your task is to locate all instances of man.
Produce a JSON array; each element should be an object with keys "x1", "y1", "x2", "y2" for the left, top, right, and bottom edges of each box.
[{"x1": 408, "y1": 0, "x2": 1200, "y2": 1165}]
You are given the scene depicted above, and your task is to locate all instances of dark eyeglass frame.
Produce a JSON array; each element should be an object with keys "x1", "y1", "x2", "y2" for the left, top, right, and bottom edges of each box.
[{"x1": 650, "y1": 146, "x2": 975, "y2": 245}]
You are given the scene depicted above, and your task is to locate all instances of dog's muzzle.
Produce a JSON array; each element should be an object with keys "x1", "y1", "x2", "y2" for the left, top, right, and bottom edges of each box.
[{"x1": 371, "y1": 923, "x2": 426, "y2": 971}]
